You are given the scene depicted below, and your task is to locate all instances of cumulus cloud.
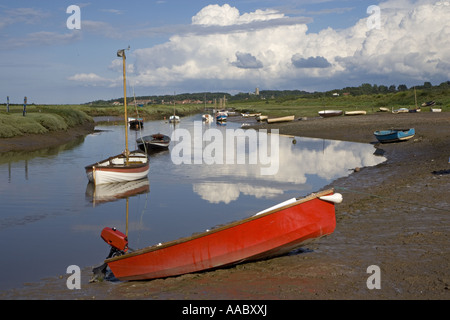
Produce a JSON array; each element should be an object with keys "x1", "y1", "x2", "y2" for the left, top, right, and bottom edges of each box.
[
  {"x1": 292, "y1": 55, "x2": 332, "y2": 68},
  {"x1": 192, "y1": 4, "x2": 285, "y2": 26},
  {"x1": 75, "y1": 1, "x2": 450, "y2": 91},
  {"x1": 232, "y1": 52, "x2": 264, "y2": 69}
]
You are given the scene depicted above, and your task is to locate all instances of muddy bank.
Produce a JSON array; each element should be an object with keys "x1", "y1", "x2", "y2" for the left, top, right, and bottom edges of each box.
[
  {"x1": 0, "y1": 122, "x2": 95, "y2": 154},
  {"x1": 2, "y1": 112, "x2": 449, "y2": 300}
]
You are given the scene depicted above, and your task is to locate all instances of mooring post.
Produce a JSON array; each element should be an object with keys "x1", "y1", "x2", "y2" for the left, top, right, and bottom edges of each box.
[{"x1": 23, "y1": 96, "x2": 27, "y2": 116}]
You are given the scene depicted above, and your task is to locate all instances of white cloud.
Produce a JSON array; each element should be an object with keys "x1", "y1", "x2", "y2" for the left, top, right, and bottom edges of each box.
[
  {"x1": 232, "y1": 52, "x2": 264, "y2": 69},
  {"x1": 72, "y1": 1, "x2": 450, "y2": 91},
  {"x1": 192, "y1": 4, "x2": 285, "y2": 26},
  {"x1": 292, "y1": 55, "x2": 332, "y2": 68},
  {"x1": 0, "y1": 7, "x2": 50, "y2": 29},
  {"x1": 68, "y1": 73, "x2": 117, "y2": 87}
]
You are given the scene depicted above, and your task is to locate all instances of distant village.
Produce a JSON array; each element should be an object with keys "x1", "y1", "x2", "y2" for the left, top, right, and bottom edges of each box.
[
  {"x1": 90, "y1": 81, "x2": 449, "y2": 107},
  {"x1": 111, "y1": 98, "x2": 210, "y2": 106}
]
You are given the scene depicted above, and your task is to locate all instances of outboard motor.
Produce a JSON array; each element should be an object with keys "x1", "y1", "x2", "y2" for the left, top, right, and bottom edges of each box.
[
  {"x1": 101, "y1": 227, "x2": 129, "y2": 253},
  {"x1": 91, "y1": 227, "x2": 129, "y2": 282}
]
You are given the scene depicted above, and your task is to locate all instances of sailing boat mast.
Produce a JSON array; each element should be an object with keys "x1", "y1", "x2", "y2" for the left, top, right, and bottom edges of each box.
[
  {"x1": 414, "y1": 87, "x2": 418, "y2": 109},
  {"x1": 117, "y1": 46, "x2": 130, "y2": 158}
]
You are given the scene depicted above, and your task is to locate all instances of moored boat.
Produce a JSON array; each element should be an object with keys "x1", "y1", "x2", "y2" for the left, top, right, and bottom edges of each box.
[
  {"x1": 421, "y1": 101, "x2": 436, "y2": 107},
  {"x1": 94, "y1": 189, "x2": 342, "y2": 281},
  {"x1": 256, "y1": 115, "x2": 268, "y2": 121},
  {"x1": 242, "y1": 113, "x2": 261, "y2": 117},
  {"x1": 374, "y1": 128, "x2": 415, "y2": 143},
  {"x1": 202, "y1": 114, "x2": 213, "y2": 122},
  {"x1": 344, "y1": 110, "x2": 366, "y2": 116},
  {"x1": 169, "y1": 115, "x2": 180, "y2": 123},
  {"x1": 137, "y1": 133, "x2": 171, "y2": 150},
  {"x1": 85, "y1": 151, "x2": 149, "y2": 185},
  {"x1": 392, "y1": 107, "x2": 409, "y2": 114},
  {"x1": 216, "y1": 111, "x2": 227, "y2": 122},
  {"x1": 266, "y1": 115, "x2": 295, "y2": 123},
  {"x1": 128, "y1": 117, "x2": 144, "y2": 129},
  {"x1": 85, "y1": 47, "x2": 149, "y2": 185},
  {"x1": 318, "y1": 110, "x2": 343, "y2": 117}
]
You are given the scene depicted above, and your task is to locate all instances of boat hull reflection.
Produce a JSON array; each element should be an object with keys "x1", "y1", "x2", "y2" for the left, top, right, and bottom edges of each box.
[{"x1": 86, "y1": 178, "x2": 150, "y2": 206}]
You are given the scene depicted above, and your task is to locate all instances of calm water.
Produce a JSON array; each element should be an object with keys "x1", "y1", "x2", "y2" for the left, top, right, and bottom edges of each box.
[{"x1": 0, "y1": 114, "x2": 386, "y2": 291}]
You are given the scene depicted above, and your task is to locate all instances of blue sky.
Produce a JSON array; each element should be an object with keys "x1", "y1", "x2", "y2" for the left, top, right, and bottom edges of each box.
[{"x1": 1, "y1": 0, "x2": 449, "y2": 104}]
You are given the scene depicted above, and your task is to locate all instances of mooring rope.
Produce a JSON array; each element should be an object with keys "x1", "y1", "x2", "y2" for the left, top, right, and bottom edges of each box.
[{"x1": 334, "y1": 186, "x2": 449, "y2": 212}]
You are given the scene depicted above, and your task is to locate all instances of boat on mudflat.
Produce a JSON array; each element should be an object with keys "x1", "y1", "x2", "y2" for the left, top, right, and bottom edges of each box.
[
  {"x1": 266, "y1": 115, "x2": 295, "y2": 123},
  {"x1": 421, "y1": 101, "x2": 436, "y2": 107},
  {"x1": 93, "y1": 189, "x2": 342, "y2": 281},
  {"x1": 344, "y1": 110, "x2": 366, "y2": 116},
  {"x1": 256, "y1": 115, "x2": 268, "y2": 121},
  {"x1": 392, "y1": 107, "x2": 409, "y2": 114},
  {"x1": 374, "y1": 128, "x2": 415, "y2": 143},
  {"x1": 318, "y1": 110, "x2": 343, "y2": 117},
  {"x1": 137, "y1": 133, "x2": 171, "y2": 150}
]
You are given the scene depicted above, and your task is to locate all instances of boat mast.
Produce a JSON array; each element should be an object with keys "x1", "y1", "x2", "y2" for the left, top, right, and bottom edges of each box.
[
  {"x1": 117, "y1": 46, "x2": 130, "y2": 158},
  {"x1": 414, "y1": 87, "x2": 418, "y2": 109}
]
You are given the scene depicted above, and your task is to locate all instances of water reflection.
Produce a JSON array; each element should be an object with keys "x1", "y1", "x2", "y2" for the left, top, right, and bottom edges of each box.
[
  {"x1": 0, "y1": 114, "x2": 386, "y2": 291},
  {"x1": 85, "y1": 178, "x2": 150, "y2": 206},
  {"x1": 170, "y1": 132, "x2": 386, "y2": 204}
]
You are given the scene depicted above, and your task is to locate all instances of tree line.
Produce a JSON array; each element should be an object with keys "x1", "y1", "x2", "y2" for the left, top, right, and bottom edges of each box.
[{"x1": 88, "y1": 81, "x2": 449, "y2": 105}]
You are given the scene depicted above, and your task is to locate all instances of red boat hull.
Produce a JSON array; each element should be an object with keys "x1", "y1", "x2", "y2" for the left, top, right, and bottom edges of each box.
[{"x1": 105, "y1": 189, "x2": 338, "y2": 281}]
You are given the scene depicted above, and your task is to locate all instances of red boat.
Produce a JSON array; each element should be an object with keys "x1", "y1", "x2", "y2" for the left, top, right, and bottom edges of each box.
[{"x1": 95, "y1": 189, "x2": 342, "y2": 281}]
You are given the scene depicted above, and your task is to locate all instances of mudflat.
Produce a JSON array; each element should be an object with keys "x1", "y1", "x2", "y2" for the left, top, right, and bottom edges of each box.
[
  {"x1": 0, "y1": 122, "x2": 95, "y2": 154},
  {"x1": 2, "y1": 112, "x2": 449, "y2": 300}
]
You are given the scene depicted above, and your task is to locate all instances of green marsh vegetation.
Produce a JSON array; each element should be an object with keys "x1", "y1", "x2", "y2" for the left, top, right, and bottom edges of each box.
[
  {"x1": 229, "y1": 84, "x2": 450, "y2": 118},
  {"x1": 1, "y1": 82, "x2": 448, "y2": 138},
  {"x1": 0, "y1": 105, "x2": 93, "y2": 138}
]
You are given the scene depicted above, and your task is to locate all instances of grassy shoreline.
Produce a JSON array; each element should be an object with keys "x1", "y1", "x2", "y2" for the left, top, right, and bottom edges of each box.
[
  {"x1": 0, "y1": 105, "x2": 93, "y2": 138},
  {"x1": 1, "y1": 88, "x2": 448, "y2": 138}
]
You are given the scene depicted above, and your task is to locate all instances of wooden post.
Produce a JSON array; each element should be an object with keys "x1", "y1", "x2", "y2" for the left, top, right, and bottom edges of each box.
[{"x1": 23, "y1": 96, "x2": 27, "y2": 116}]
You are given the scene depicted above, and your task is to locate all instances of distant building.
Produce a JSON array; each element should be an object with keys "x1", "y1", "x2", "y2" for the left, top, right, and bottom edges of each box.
[{"x1": 255, "y1": 88, "x2": 260, "y2": 95}]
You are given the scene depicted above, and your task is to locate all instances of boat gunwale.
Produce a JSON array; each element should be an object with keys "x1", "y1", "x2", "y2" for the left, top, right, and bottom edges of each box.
[
  {"x1": 266, "y1": 115, "x2": 295, "y2": 123},
  {"x1": 318, "y1": 110, "x2": 343, "y2": 117},
  {"x1": 85, "y1": 151, "x2": 149, "y2": 170},
  {"x1": 373, "y1": 128, "x2": 414, "y2": 136},
  {"x1": 105, "y1": 188, "x2": 335, "y2": 263}
]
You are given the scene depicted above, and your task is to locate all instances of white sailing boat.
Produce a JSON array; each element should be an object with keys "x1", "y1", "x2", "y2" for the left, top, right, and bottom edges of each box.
[{"x1": 85, "y1": 47, "x2": 149, "y2": 185}]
